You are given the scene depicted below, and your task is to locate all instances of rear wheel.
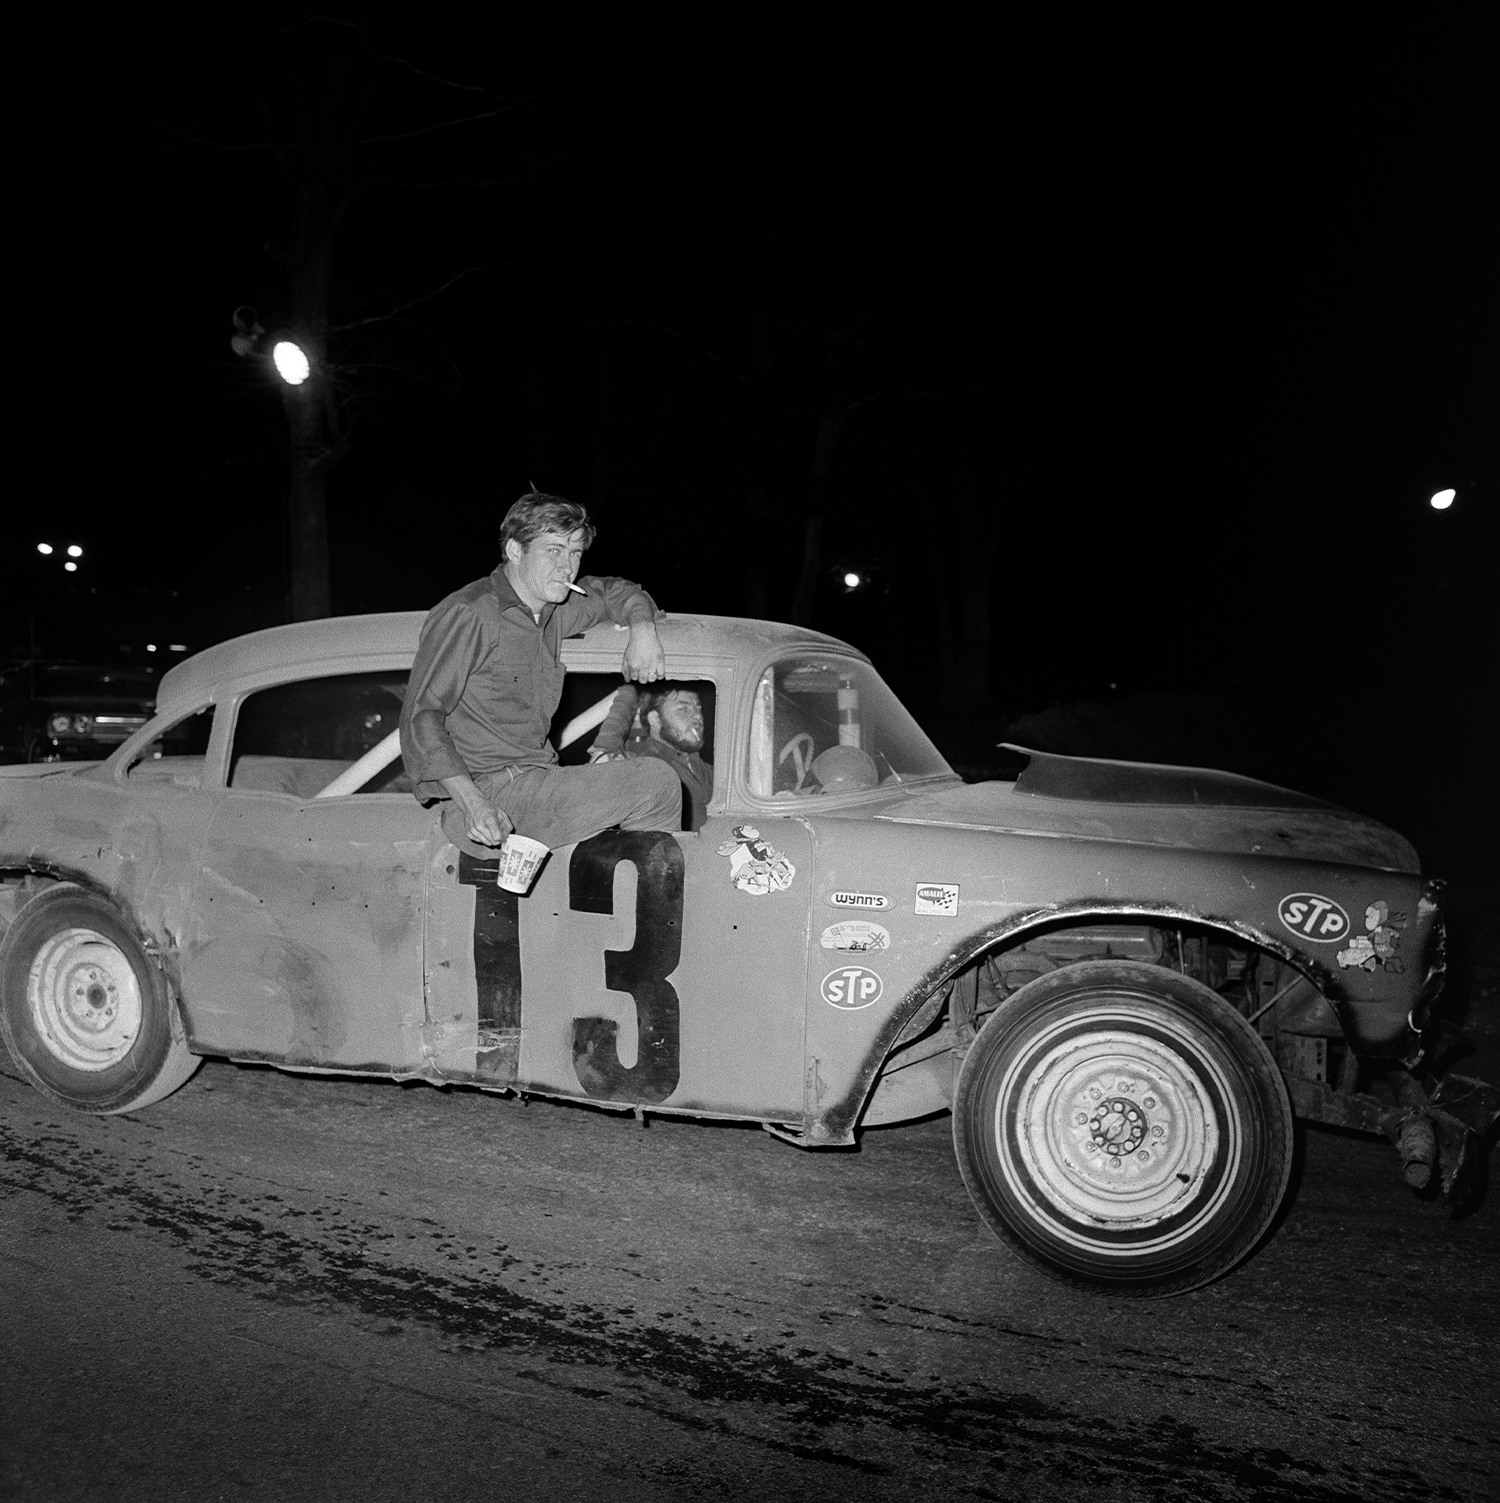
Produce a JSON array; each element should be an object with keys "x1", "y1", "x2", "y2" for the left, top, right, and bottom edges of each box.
[
  {"x1": 953, "y1": 959, "x2": 1292, "y2": 1295},
  {"x1": 0, "y1": 885, "x2": 200, "y2": 1114}
]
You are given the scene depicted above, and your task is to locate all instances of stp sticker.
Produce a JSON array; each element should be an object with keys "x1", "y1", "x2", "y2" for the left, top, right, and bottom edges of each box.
[
  {"x1": 914, "y1": 883, "x2": 959, "y2": 917},
  {"x1": 826, "y1": 890, "x2": 891, "y2": 910},
  {"x1": 1278, "y1": 893, "x2": 1352, "y2": 943},
  {"x1": 820, "y1": 921, "x2": 890, "y2": 953},
  {"x1": 821, "y1": 965, "x2": 884, "y2": 1009}
]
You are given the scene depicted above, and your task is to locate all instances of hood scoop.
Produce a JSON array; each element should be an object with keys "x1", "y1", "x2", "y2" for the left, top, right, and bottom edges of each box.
[{"x1": 1005, "y1": 745, "x2": 1332, "y2": 811}]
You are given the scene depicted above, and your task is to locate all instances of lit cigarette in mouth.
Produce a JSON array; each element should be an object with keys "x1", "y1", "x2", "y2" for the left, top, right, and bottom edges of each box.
[{"x1": 565, "y1": 581, "x2": 587, "y2": 595}]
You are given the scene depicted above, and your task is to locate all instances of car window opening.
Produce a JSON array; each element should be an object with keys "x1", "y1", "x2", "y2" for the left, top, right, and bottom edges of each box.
[{"x1": 227, "y1": 671, "x2": 411, "y2": 798}]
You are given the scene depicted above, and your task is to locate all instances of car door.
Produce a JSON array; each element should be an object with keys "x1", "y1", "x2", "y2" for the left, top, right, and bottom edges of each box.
[
  {"x1": 422, "y1": 818, "x2": 813, "y2": 1120},
  {"x1": 179, "y1": 669, "x2": 432, "y2": 1071},
  {"x1": 420, "y1": 660, "x2": 814, "y2": 1121}
]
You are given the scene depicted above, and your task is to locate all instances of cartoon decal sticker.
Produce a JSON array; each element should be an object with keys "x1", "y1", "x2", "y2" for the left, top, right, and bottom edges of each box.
[
  {"x1": 1337, "y1": 900, "x2": 1407, "y2": 973},
  {"x1": 1277, "y1": 893, "x2": 1351, "y2": 943},
  {"x1": 820, "y1": 921, "x2": 890, "y2": 953},
  {"x1": 915, "y1": 883, "x2": 959, "y2": 917},
  {"x1": 716, "y1": 824, "x2": 796, "y2": 896},
  {"x1": 826, "y1": 890, "x2": 891, "y2": 911},
  {"x1": 821, "y1": 965, "x2": 884, "y2": 1009}
]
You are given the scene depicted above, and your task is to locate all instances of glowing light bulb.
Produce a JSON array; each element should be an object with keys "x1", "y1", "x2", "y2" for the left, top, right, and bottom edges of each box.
[
  {"x1": 67, "y1": 544, "x2": 82, "y2": 557},
  {"x1": 843, "y1": 572, "x2": 861, "y2": 588},
  {"x1": 272, "y1": 340, "x2": 311, "y2": 385},
  {"x1": 64, "y1": 562, "x2": 78, "y2": 573},
  {"x1": 1430, "y1": 488, "x2": 1455, "y2": 510},
  {"x1": 37, "y1": 543, "x2": 53, "y2": 555}
]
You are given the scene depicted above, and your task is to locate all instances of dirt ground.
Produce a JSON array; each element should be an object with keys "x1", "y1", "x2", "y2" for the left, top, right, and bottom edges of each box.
[{"x1": 2, "y1": 893, "x2": 1497, "y2": 1503}]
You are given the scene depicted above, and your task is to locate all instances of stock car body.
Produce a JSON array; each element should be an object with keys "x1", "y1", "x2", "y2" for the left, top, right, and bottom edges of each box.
[{"x1": 1, "y1": 612, "x2": 1495, "y2": 1295}]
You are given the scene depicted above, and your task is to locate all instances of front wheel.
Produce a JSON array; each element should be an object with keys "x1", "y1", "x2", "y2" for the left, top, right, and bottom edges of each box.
[
  {"x1": 953, "y1": 959, "x2": 1292, "y2": 1295},
  {"x1": 0, "y1": 884, "x2": 201, "y2": 1114}
]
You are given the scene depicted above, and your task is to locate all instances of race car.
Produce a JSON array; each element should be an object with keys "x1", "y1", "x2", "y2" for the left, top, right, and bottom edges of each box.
[{"x1": 1, "y1": 611, "x2": 1494, "y2": 1295}]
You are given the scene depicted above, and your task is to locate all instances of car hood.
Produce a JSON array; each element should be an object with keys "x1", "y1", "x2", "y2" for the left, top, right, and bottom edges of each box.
[
  {"x1": 0, "y1": 762, "x2": 104, "y2": 781},
  {"x1": 874, "y1": 749, "x2": 1419, "y2": 872}
]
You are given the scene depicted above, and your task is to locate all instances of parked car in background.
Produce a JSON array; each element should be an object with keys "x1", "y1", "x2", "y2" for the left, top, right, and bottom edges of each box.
[
  {"x1": 0, "y1": 613, "x2": 1495, "y2": 1296},
  {"x1": 0, "y1": 661, "x2": 157, "y2": 764}
]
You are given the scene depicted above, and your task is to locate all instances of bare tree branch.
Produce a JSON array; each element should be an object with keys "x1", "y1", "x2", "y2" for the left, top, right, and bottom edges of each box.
[
  {"x1": 355, "y1": 106, "x2": 515, "y2": 147},
  {"x1": 329, "y1": 263, "x2": 490, "y2": 331}
]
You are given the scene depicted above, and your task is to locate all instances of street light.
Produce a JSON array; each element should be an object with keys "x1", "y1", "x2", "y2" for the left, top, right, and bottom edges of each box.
[
  {"x1": 1430, "y1": 488, "x2": 1456, "y2": 511},
  {"x1": 37, "y1": 543, "x2": 53, "y2": 555},
  {"x1": 272, "y1": 340, "x2": 311, "y2": 386},
  {"x1": 843, "y1": 571, "x2": 862, "y2": 589},
  {"x1": 230, "y1": 305, "x2": 333, "y2": 619}
]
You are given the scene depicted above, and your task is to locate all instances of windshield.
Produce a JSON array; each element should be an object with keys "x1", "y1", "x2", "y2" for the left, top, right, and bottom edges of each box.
[{"x1": 746, "y1": 656, "x2": 953, "y2": 799}]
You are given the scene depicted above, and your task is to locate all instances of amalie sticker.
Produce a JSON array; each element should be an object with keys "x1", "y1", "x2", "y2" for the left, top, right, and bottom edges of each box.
[
  {"x1": 1278, "y1": 892, "x2": 1351, "y2": 943},
  {"x1": 914, "y1": 883, "x2": 959, "y2": 917},
  {"x1": 825, "y1": 890, "x2": 891, "y2": 911}
]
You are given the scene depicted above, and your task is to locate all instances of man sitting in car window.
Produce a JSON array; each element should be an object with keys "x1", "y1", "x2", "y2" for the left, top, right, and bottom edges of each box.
[
  {"x1": 400, "y1": 492, "x2": 682, "y2": 851},
  {"x1": 589, "y1": 683, "x2": 713, "y2": 831}
]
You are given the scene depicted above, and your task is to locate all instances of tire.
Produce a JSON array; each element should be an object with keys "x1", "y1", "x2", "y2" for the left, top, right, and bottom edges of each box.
[
  {"x1": 953, "y1": 959, "x2": 1292, "y2": 1295},
  {"x1": 0, "y1": 884, "x2": 201, "y2": 1114}
]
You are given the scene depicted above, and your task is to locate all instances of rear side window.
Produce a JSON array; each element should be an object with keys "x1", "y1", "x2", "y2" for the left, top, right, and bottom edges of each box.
[{"x1": 229, "y1": 671, "x2": 409, "y2": 797}]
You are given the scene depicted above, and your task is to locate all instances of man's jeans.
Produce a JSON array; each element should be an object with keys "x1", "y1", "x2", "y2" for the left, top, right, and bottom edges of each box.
[{"x1": 441, "y1": 757, "x2": 683, "y2": 851}]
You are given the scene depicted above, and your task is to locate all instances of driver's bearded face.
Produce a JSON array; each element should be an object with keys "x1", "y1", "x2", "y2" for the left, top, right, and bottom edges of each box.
[{"x1": 652, "y1": 692, "x2": 704, "y2": 752}]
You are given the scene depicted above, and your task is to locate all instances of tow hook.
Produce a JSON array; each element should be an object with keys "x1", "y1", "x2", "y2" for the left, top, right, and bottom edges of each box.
[
  {"x1": 1387, "y1": 1073, "x2": 1500, "y2": 1204},
  {"x1": 1284, "y1": 1068, "x2": 1500, "y2": 1207}
]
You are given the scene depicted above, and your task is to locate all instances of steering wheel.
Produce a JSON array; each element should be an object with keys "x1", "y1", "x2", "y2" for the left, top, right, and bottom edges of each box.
[{"x1": 777, "y1": 733, "x2": 816, "y2": 792}]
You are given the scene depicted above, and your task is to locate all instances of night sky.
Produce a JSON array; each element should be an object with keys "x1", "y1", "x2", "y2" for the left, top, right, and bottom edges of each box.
[{"x1": 9, "y1": 9, "x2": 1496, "y2": 868}]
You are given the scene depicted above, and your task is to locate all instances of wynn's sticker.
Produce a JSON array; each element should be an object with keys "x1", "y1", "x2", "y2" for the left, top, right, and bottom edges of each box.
[
  {"x1": 820, "y1": 921, "x2": 890, "y2": 953},
  {"x1": 826, "y1": 890, "x2": 891, "y2": 911},
  {"x1": 1278, "y1": 892, "x2": 1351, "y2": 943},
  {"x1": 821, "y1": 965, "x2": 884, "y2": 1010},
  {"x1": 914, "y1": 883, "x2": 959, "y2": 917}
]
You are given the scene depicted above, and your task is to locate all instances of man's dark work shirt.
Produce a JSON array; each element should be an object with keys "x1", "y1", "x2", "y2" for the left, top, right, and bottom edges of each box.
[
  {"x1": 400, "y1": 564, "x2": 657, "y2": 803},
  {"x1": 620, "y1": 732, "x2": 713, "y2": 831}
]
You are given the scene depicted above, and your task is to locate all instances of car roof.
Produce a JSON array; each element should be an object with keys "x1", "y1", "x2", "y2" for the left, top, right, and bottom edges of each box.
[{"x1": 154, "y1": 610, "x2": 861, "y2": 718}]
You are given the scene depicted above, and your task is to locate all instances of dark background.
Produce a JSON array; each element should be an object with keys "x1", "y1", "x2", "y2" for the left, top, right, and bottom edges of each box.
[{"x1": 6, "y1": 8, "x2": 1495, "y2": 873}]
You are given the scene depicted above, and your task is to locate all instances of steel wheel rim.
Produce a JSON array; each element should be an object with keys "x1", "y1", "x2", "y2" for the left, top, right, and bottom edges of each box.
[
  {"x1": 26, "y1": 926, "x2": 143, "y2": 1071},
  {"x1": 993, "y1": 1009, "x2": 1241, "y2": 1257}
]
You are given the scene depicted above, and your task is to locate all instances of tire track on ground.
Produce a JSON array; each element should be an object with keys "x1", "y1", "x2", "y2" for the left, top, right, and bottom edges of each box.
[{"x1": 3, "y1": 1114, "x2": 1447, "y2": 1503}]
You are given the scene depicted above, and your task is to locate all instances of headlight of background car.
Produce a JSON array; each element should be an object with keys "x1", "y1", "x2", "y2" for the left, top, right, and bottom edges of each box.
[{"x1": 48, "y1": 713, "x2": 72, "y2": 735}]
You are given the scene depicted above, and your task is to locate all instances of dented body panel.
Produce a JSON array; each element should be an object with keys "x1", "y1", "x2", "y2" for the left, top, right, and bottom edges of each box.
[{"x1": 0, "y1": 610, "x2": 1453, "y2": 1154}]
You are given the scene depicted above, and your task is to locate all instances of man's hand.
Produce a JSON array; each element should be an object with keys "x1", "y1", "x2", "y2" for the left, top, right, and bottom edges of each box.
[
  {"x1": 622, "y1": 621, "x2": 666, "y2": 684},
  {"x1": 442, "y1": 773, "x2": 513, "y2": 846},
  {"x1": 588, "y1": 746, "x2": 623, "y2": 763}
]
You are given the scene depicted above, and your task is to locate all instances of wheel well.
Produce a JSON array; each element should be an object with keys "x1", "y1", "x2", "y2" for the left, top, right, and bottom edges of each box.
[
  {"x1": 0, "y1": 870, "x2": 67, "y2": 939},
  {"x1": 883, "y1": 915, "x2": 1345, "y2": 1092}
]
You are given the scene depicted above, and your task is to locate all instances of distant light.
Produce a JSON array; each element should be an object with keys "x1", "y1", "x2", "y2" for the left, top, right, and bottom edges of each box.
[
  {"x1": 169, "y1": 644, "x2": 187, "y2": 653},
  {"x1": 146, "y1": 644, "x2": 157, "y2": 653},
  {"x1": 37, "y1": 543, "x2": 53, "y2": 555},
  {"x1": 67, "y1": 544, "x2": 82, "y2": 558},
  {"x1": 64, "y1": 562, "x2": 78, "y2": 573},
  {"x1": 272, "y1": 340, "x2": 311, "y2": 385},
  {"x1": 1430, "y1": 488, "x2": 1455, "y2": 510},
  {"x1": 843, "y1": 572, "x2": 862, "y2": 588}
]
